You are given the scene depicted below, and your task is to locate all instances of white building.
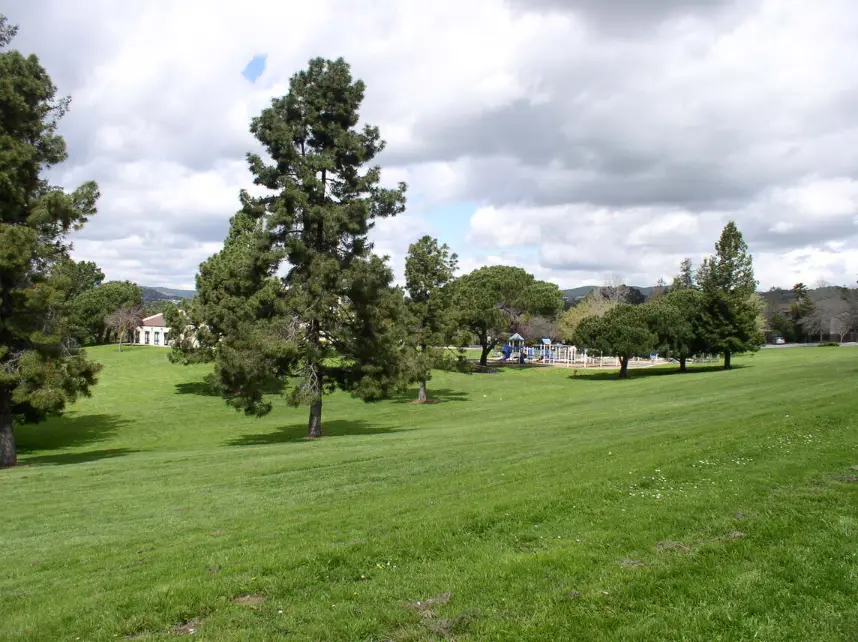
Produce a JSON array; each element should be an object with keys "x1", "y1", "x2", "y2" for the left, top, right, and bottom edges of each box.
[{"x1": 134, "y1": 313, "x2": 171, "y2": 347}]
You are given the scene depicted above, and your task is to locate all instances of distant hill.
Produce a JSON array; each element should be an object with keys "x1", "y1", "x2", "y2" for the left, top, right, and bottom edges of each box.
[
  {"x1": 560, "y1": 284, "x2": 847, "y2": 310},
  {"x1": 758, "y1": 286, "x2": 845, "y2": 313},
  {"x1": 561, "y1": 285, "x2": 655, "y2": 301},
  {"x1": 141, "y1": 286, "x2": 196, "y2": 304}
]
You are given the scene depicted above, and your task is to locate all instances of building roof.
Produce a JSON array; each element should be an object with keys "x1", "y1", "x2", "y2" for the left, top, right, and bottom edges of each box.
[{"x1": 142, "y1": 313, "x2": 166, "y2": 327}]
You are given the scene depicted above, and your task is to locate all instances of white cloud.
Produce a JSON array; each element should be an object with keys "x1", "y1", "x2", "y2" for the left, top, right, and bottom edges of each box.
[{"x1": 3, "y1": 0, "x2": 858, "y2": 290}]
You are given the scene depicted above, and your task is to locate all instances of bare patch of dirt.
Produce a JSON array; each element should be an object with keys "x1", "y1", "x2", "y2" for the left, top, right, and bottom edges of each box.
[
  {"x1": 424, "y1": 612, "x2": 474, "y2": 638},
  {"x1": 172, "y1": 619, "x2": 201, "y2": 635},
  {"x1": 656, "y1": 540, "x2": 691, "y2": 552},
  {"x1": 849, "y1": 465, "x2": 858, "y2": 471},
  {"x1": 727, "y1": 531, "x2": 746, "y2": 539},
  {"x1": 401, "y1": 593, "x2": 474, "y2": 638},
  {"x1": 233, "y1": 594, "x2": 266, "y2": 606},
  {"x1": 407, "y1": 399, "x2": 441, "y2": 405},
  {"x1": 566, "y1": 590, "x2": 583, "y2": 600},
  {"x1": 832, "y1": 474, "x2": 858, "y2": 483},
  {"x1": 618, "y1": 558, "x2": 649, "y2": 568},
  {"x1": 403, "y1": 592, "x2": 451, "y2": 617},
  {"x1": 735, "y1": 511, "x2": 746, "y2": 521}
]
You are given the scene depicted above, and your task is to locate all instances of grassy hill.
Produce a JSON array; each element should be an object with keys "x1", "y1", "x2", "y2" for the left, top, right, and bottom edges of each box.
[{"x1": 2, "y1": 346, "x2": 857, "y2": 640}]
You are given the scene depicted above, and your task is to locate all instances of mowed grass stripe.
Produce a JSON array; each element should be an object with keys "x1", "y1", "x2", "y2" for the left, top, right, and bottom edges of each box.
[{"x1": 1, "y1": 346, "x2": 856, "y2": 640}]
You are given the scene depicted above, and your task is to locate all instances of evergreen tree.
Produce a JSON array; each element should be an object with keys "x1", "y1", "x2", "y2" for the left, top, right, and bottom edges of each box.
[
  {"x1": 56, "y1": 258, "x2": 104, "y2": 299},
  {"x1": 671, "y1": 257, "x2": 694, "y2": 290},
  {"x1": 696, "y1": 222, "x2": 763, "y2": 369},
  {"x1": 0, "y1": 15, "x2": 102, "y2": 467},
  {"x1": 789, "y1": 282, "x2": 815, "y2": 341},
  {"x1": 404, "y1": 236, "x2": 458, "y2": 403},
  {"x1": 183, "y1": 58, "x2": 408, "y2": 438},
  {"x1": 649, "y1": 288, "x2": 705, "y2": 372},
  {"x1": 168, "y1": 210, "x2": 280, "y2": 367}
]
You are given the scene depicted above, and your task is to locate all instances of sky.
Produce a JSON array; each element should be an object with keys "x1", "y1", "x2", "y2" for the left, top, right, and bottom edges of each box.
[{"x1": 3, "y1": 0, "x2": 858, "y2": 291}]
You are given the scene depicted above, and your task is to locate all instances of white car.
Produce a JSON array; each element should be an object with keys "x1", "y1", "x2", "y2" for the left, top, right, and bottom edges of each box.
[{"x1": 773, "y1": 336, "x2": 785, "y2": 345}]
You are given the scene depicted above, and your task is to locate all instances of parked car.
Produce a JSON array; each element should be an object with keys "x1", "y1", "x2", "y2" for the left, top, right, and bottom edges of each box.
[{"x1": 772, "y1": 336, "x2": 785, "y2": 345}]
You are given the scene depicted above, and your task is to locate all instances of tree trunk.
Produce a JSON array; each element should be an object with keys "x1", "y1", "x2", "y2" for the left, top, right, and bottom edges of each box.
[
  {"x1": 308, "y1": 398, "x2": 322, "y2": 439},
  {"x1": 418, "y1": 379, "x2": 428, "y2": 403},
  {"x1": 479, "y1": 344, "x2": 490, "y2": 366},
  {"x1": 118, "y1": 333, "x2": 123, "y2": 352},
  {"x1": 679, "y1": 356, "x2": 687, "y2": 372},
  {"x1": 0, "y1": 389, "x2": 16, "y2": 468},
  {"x1": 724, "y1": 351, "x2": 732, "y2": 369},
  {"x1": 619, "y1": 356, "x2": 629, "y2": 379}
]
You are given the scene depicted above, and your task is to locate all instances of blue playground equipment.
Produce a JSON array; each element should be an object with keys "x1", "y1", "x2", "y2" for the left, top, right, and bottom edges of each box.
[{"x1": 500, "y1": 344, "x2": 513, "y2": 361}]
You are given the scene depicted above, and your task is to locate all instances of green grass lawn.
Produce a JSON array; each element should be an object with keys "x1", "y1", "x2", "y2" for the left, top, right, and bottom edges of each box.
[{"x1": 2, "y1": 346, "x2": 857, "y2": 641}]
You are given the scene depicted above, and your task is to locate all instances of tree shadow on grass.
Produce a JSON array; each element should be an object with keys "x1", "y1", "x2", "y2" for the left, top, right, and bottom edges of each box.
[
  {"x1": 569, "y1": 364, "x2": 750, "y2": 382},
  {"x1": 15, "y1": 414, "x2": 138, "y2": 466},
  {"x1": 174, "y1": 381, "x2": 221, "y2": 397},
  {"x1": 20, "y1": 448, "x2": 139, "y2": 466},
  {"x1": 16, "y1": 414, "x2": 129, "y2": 452},
  {"x1": 227, "y1": 419, "x2": 399, "y2": 447},
  {"x1": 389, "y1": 388, "x2": 470, "y2": 404},
  {"x1": 175, "y1": 377, "x2": 285, "y2": 398},
  {"x1": 472, "y1": 361, "x2": 545, "y2": 373}
]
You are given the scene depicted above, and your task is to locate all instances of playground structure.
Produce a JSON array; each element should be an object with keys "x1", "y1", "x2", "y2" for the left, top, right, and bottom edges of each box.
[{"x1": 494, "y1": 339, "x2": 690, "y2": 369}]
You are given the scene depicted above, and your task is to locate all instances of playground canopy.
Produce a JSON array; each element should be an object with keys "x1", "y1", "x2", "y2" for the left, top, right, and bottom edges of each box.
[{"x1": 508, "y1": 333, "x2": 525, "y2": 349}]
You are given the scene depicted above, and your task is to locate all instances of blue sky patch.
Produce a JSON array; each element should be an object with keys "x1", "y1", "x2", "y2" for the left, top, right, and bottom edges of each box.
[{"x1": 241, "y1": 54, "x2": 267, "y2": 83}]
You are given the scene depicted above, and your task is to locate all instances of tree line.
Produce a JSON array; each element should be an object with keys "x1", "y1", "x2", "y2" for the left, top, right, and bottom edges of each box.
[{"x1": 0, "y1": 18, "x2": 849, "y2": 467}]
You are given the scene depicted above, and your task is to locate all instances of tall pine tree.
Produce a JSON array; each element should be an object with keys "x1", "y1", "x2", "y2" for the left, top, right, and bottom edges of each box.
[
  {"x1": 404, "y1": 236, "x2": 458, "y2": 403},
  {"x1": 0, "y1": 15, "x2": 102, "y2": 466},
  {"x1": 696, "y1": 221, "x2": 763, "y2": 369},
  {"x1": 671, "y1": 257, "x2": 694, "y2": 290},
  {"x1": 187, "y1": 57, "x2": 407, "y2": 438}
]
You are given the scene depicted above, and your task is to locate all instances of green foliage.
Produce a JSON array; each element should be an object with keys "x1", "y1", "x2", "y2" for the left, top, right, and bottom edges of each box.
[
  {"x1": 54, "y1": 258, "x2": 105, "y2": 299},
  {"x1": 451, "y1": 265, "x2": 564, "y2": 365},
  {"x1": 650, "y1": 288, "x2": 706, "y2": 369},
  {"x1": 573, "y1": 304, "x2": 655, "y2": 377},
  {"x1": 695, "y1": 222, "x2": 763, "y2": 368},
  {"x1": 167, "y1": 210, "x2": 278, "y2": 367},
  {"x1": 188, "y1": 57, "x2": 408, "y2": 436},
  {"x1": 69, "y1": 280, "x2": 143, "y2": 344},
  {"x1": 648, "y1": 277, "x2": 669, "y2": 302},
  {"x1": 404, "y1": 236, "x2": 460, "y2": 400},
  {"x1": 0, "y1": 16, "x2": 101, "y2": 465},
  {"x1": 671, "y1": 257, "x2": 694, "y2": 290}
]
